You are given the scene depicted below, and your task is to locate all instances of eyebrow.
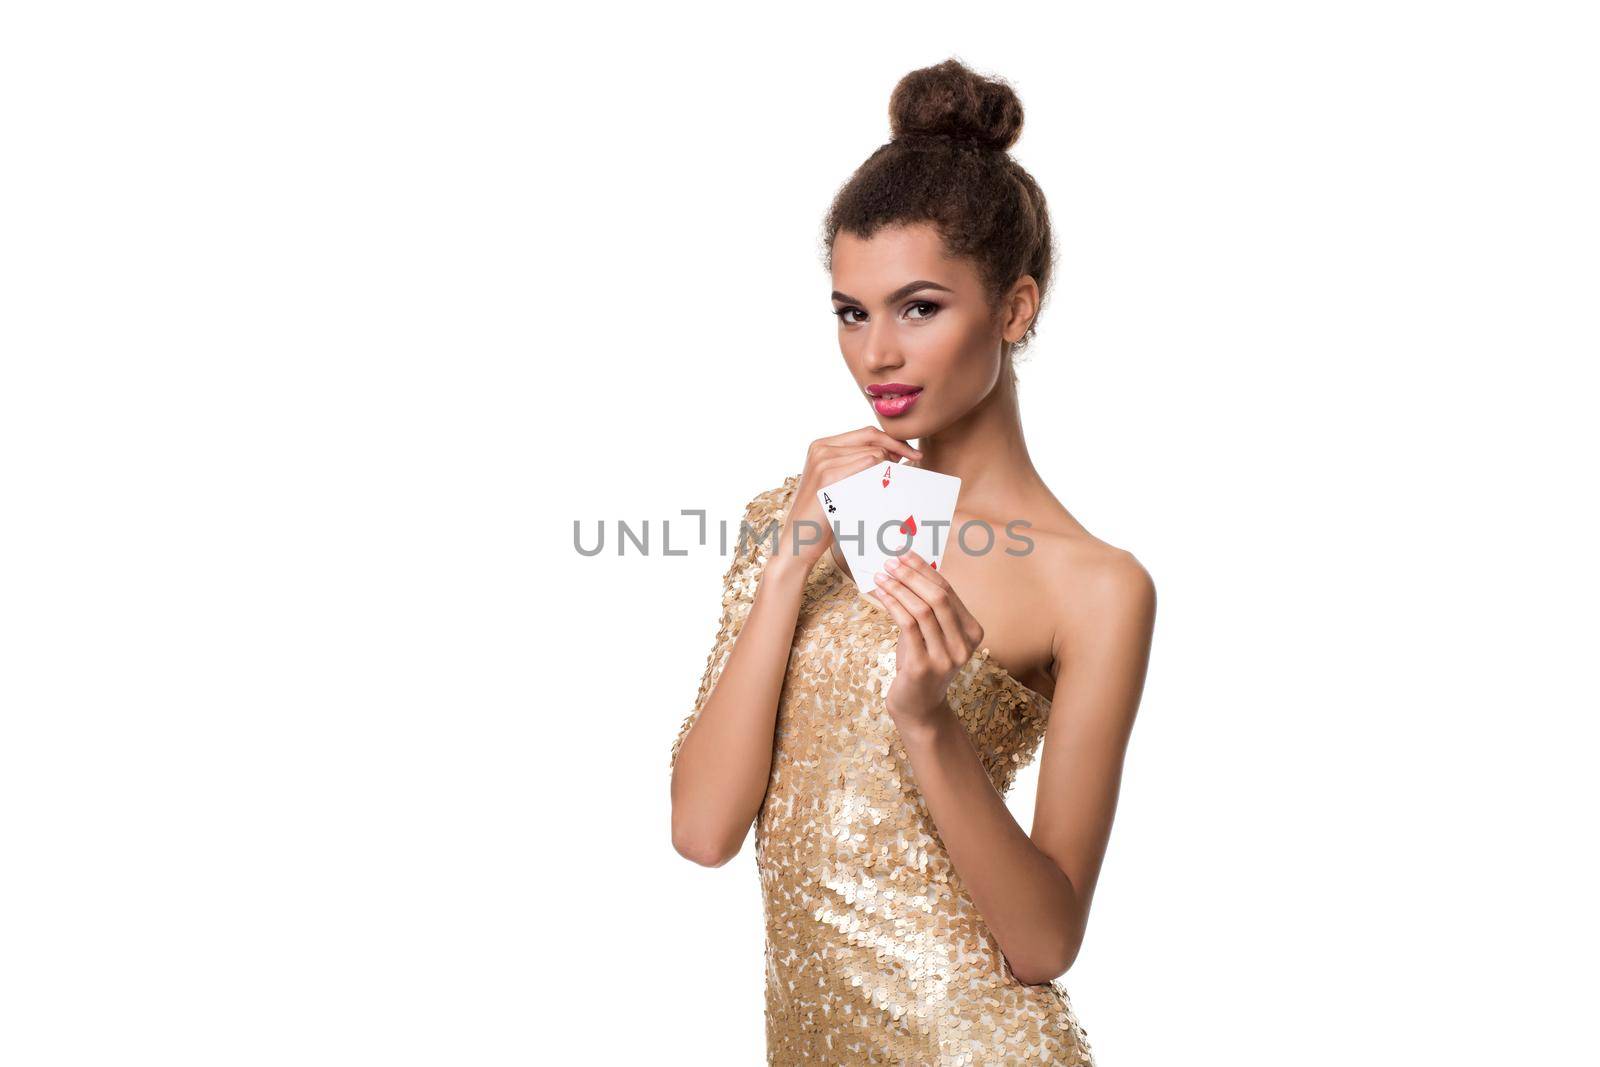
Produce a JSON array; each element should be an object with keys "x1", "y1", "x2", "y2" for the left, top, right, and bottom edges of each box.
[{"x1": 831, "y1": 280, "x2": 955, "y2": 306}]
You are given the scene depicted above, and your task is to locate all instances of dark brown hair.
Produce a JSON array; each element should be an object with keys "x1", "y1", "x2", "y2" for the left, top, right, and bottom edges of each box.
[{"x1": 821, "y1": 57, "x2": 1057, "y2": 362}]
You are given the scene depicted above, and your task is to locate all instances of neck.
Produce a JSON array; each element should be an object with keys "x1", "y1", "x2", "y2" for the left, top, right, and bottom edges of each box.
[{"x1": 910, "y1": 363, "x2": 1044, "y2": 517}]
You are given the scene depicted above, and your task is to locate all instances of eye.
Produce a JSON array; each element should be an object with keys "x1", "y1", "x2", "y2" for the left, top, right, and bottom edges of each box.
[
  {"x1": 906, "y1": 300, "x2": 940, "y2": 320},
  {"x1": 833, "y1": 307, "x2": 865, "y2": 325}
]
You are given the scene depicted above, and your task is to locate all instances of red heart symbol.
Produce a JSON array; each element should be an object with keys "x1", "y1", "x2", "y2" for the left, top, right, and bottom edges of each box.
[{"x1": 899, "y1": 515, "x2": 917, "y2": 536}]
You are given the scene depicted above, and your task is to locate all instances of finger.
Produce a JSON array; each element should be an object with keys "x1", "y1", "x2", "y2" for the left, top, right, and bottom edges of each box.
[
  {"x1": 882, "y1": 556, "x2": 969, "y2": 665},
  {"x1": 873, "y1": 569, "x2": 953, "y2": 669},
  {"x1": 889, "y1": 551, "x2": 984, "y2": 646},
  {"x1": 867, "y1": 575, "x2": 928, "y2": 658},
  {"x1": 823, "y1": 445, "x2": 892, "y2": 473},
  {"x1": 806, "y1": 432, "x2": 920, "y2": 477},
  {"x1": 817, "y1": 448, "x2": 893, "y2": 488},
  {"x1": 831, "y1": 426, "x2": 923, "y2": 462},
  {"x1": 896, "y1": 556, "x2": 979, "y2": 646}
]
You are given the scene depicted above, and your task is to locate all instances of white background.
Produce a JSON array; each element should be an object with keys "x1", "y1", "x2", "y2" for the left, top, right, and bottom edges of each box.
[{"x1": 3, "y1": 2, "x2": 1596, "y2": 1064}]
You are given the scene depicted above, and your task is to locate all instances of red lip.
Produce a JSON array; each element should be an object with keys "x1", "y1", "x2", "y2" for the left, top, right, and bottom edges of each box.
[
  {"x1": 865, "y1": 382, "x2": 922, "y2": 397},
  {"x1": 869, "y1": 387, "x2": 923, "y2": 417}
]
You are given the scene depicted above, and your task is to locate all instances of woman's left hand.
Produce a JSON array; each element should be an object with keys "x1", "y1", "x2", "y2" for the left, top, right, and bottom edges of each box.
[{"x1": 871, "y1": 550, "x2": 986, "y2": 730}]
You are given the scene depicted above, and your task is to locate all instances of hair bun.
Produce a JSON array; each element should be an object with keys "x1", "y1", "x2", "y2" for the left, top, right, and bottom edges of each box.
[{"x1": 887, "y1": 57, "x2": 1024, "y2": 153}]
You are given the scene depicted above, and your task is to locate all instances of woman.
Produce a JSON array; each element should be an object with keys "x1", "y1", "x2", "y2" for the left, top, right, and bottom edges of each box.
[{"x1": 669, "y1": 57, "x2": 1155, "y2": 1065}]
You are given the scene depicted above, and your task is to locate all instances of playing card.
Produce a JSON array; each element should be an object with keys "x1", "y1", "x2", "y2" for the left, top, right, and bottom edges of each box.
[{"x1": 817, "y1": 461, "x2": 961, "y2": 602}]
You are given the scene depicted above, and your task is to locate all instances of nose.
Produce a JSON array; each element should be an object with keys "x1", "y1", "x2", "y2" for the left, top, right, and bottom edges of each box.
[{"x1": 860, "y1": 321, "x2": 905, "y2": 374}]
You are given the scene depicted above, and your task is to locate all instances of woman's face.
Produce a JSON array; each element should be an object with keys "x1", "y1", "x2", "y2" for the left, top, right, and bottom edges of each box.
[{"x1": 830, "y1": 222, "x2": 1006, "y2": 439}]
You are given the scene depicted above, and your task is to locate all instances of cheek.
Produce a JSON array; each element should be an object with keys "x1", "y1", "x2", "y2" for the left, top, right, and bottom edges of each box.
[
  {"x1": 918, "y1": 326, "x2": 999, "y2": 388},
  {"x1": 838, "y1": 339, "x2": 866, "y2": 374}
]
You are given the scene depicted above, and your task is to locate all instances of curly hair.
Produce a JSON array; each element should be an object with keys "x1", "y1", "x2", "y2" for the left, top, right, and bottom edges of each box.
[{"x1": 821, "y1": 57, "x2": 1058, "y2": 362}]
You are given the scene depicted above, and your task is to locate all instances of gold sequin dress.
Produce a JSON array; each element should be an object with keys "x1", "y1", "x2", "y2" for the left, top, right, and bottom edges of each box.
[{"x1": 672, "y1": 475, "x2": 1096, "y2": 1066}]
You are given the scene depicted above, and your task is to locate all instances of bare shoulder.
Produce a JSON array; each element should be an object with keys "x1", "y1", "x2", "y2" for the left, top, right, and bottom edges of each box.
[{"x1": 1024, "y1": 516, "x2": 1156, "y2": 668}]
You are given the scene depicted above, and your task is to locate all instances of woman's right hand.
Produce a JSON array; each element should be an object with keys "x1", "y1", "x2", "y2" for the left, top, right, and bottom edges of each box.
[{"x1": 775, "y1": 426, "x2": 924, "y2": 571}]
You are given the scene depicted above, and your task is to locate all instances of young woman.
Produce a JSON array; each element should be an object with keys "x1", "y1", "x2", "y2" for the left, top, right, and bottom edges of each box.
[{"x1": 669, "y1": 58, "x2": 1156, "y2": 1065}]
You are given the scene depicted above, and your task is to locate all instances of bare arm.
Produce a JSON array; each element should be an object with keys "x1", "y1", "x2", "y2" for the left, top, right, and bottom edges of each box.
[
  {"x1": 669, "y1": 429, "x2": 923, "y2": 867},
  {"x1": 873, "y1": 548, "x2": 1156, "y2": 984},
  {"x1": 1018, "y1": 552, "x2": 1155, "y2": 978},
  {"x1": 669, "y1": 545, "x2": 811, "y2": 867}
]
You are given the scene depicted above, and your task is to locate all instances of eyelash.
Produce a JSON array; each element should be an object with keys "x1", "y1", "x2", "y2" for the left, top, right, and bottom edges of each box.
[{"x1": 834, "y1": 300, "x2": 941, "y2": 326}]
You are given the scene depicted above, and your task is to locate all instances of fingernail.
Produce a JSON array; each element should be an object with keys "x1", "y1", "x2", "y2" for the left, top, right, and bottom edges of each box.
[{"x1": 874, "y1": 571, "x2": 888, "y2": 584}]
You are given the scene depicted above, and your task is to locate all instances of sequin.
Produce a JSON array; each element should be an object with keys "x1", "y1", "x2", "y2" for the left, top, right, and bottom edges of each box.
[{"x1": 673, "y1": 475, "x2": 1095, "y2": 1065}]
